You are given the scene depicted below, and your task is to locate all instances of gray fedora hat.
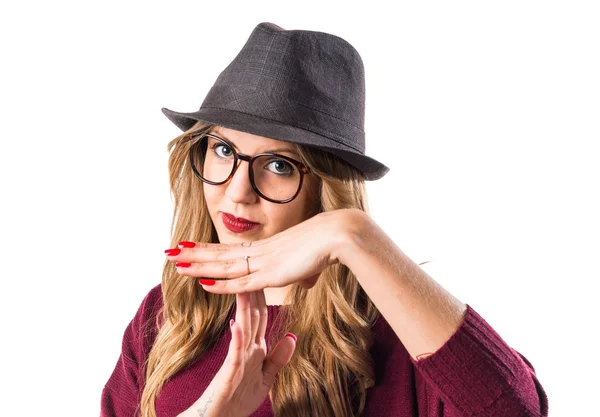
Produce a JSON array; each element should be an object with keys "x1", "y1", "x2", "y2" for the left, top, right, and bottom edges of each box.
[{"x1": 162, "y1": 22, "x2": 389, "y2": 180}]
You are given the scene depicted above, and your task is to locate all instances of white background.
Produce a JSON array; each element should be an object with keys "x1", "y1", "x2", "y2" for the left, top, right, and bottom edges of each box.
[{"x1": 1, "y1": 1, "x2": 598, "y2": 416}]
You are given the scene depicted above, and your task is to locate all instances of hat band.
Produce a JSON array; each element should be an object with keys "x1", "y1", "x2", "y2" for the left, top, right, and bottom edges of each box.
[{"x1": 201, "y1": 91, "x2": 365, "y2": 153}]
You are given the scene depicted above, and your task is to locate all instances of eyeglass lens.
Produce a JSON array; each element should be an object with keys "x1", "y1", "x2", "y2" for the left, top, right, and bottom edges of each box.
[{"x1": 191, "y1": 135, "x2": 302, "y2": 202}]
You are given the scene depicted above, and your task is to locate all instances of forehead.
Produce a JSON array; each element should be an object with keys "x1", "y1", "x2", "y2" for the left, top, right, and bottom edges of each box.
[{"x1": 209, "y1": 126, "x2": 296, "y2": 152}]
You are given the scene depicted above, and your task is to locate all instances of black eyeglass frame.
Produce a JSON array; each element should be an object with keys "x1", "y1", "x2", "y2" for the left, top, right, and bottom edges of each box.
[{"x1": 189, "y1": 132, "x2": 311, "y2": 204}]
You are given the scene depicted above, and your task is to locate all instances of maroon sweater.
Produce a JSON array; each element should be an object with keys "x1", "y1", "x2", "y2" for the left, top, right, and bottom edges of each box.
[{"x1": 101, "y1": 284, "x2": 548, "y2": 416}]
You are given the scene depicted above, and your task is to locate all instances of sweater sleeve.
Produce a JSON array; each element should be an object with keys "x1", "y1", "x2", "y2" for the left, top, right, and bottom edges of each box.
[
  {"x1": 411, "y1": 304, "x2": 549, "y2": 417},
  {"x1": 101, "y1": 285, "x2": 163, "y2": 417}
]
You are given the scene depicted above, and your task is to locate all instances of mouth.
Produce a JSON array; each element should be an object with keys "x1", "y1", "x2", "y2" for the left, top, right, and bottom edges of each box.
[{"x1": 221, "y1": 212, "x2": 260, "y2": 233}]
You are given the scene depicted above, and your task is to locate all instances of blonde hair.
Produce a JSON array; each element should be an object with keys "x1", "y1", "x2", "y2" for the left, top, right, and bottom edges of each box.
[{"x1": 140, "y1": 121, "x2": 381, "y2": 417}]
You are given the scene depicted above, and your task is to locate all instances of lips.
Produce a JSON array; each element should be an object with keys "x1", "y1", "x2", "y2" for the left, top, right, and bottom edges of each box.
[
  {"x1": 222, "y1": 212, "x2": 260, "y2": 233},
  {"x1": 223, "y1": 213, "x2": 258, "y2": 224}
]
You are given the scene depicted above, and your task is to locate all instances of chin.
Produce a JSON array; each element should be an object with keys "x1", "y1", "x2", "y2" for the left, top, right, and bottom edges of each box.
[{"x1": 216, "y1": 230, "x2": 257, "y2": 244}]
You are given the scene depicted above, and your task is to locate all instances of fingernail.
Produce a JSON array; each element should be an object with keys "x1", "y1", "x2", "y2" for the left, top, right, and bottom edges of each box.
[
  {"x1": 175, "y1": 262, "x2": 191, "y2": 268},
  {"x1": 230, "y1": 319, "x2": 235, "y2": 327},
  {"x1": 178, "y1": 241, "x2": 196, "y2": 248},
  {"x1": 285, "y1": 333, "x2": 297, "y2": 342},
  {"x1": 165, "y1": 248, "x2": 181, "y2": 256},
  {"x1": 199, "y1": 279, "x2": 216, "y2": 286}
]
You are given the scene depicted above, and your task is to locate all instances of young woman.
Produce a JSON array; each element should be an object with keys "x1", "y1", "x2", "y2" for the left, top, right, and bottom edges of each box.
[{"x1": 101, "y1": 22, "x2": 548, "y2": 417}]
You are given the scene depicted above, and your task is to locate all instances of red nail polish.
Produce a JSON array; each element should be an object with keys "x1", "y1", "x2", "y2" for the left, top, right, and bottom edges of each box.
[
  {"x1": 165, "y1": 248, "x2": 181, "y2": 256},
  {"x1": 178, "y1": 241, "x2": 196, "y2": 248},
  {"x1": 285, "y1": 333, "x2": 297, "y2": 342},
  {"x1": 199, "y1": 279, "x2": 216, "y2": 286},
  {"x1": 175, "y1": 262, "x2": 191, "y2": 268}
]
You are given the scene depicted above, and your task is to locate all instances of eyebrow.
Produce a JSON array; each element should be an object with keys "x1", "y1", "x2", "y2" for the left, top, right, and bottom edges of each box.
[{"x1": 208, "y1": 131, "x2": 300, "y2": 156}]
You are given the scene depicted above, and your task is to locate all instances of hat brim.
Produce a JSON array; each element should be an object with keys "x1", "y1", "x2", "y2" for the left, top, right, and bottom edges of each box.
[{"x1": 161, "y1": 107, "x2": 389, "y2": 181}]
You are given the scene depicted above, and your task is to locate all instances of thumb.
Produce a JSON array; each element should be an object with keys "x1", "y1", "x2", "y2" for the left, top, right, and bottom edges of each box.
[{"x1": 261, "y1": 333, "x2": 297, "y2": 388}]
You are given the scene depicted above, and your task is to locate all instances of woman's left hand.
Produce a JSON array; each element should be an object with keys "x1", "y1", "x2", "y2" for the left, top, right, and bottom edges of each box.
[{"x1": 165, "y1": 209, "x2": 362, "y2": 294}]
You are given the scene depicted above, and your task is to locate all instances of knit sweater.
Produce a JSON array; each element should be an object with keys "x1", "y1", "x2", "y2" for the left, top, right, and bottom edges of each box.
[{"x1": 101, "y1": 284, "x2": 549, "y2": 416}]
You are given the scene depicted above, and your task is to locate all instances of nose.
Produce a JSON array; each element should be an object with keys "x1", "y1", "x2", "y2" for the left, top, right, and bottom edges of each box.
[{"x1": 224, "y1": 159, "x2": 259, "y2": 204}]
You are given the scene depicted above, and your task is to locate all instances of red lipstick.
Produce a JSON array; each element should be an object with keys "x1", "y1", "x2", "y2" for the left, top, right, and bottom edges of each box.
[{"x1": 222, "y1": 213, "x2": 260, "y2": 233}]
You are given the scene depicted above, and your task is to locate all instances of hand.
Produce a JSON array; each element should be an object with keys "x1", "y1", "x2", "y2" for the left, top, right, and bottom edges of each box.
[
  {"x1": 166, "y1": 209, "x2": 359, "y2": 294},
  {"x1": 180, "y1": 290, "x2": 296, "y2": 417}
]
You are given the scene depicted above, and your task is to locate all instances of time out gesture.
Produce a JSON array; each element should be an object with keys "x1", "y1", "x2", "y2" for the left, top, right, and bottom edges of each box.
[
  {"x1": 165, "y1": 208, "x2": 467, "y2": 362},
  {"x1": 167, "y1": 208, "x2": 466, "y2": 416}
]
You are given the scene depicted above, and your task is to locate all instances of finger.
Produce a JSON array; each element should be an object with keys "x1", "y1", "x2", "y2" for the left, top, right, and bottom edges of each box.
[
  {"x1": 262, "y1": 334, "x2": 297, "y2": 389},
  {"x1": 168, "y1": 241, "x2": 264, "y2": 264},
  {"x1": 219, "y1": 320, "x2": 243, "y2": 390},
  {"x1": 199, "y1": 272, "x2": 270, "y2": 294},
  {"x1": 255, "y1": 289, "x2": 268, "y2": 345},
  {"x1": 236, "y1": 292, "x2": 252, "y2": 353},
  {"x1": 226, "y1": 320, "x2": 243, "y2": 367},
  {"x1": 176, "y1": 256, "x2": 253, "y2": 279},
  {"x1": 249, "y1": 291, "x2": 260, "y2": 350}
]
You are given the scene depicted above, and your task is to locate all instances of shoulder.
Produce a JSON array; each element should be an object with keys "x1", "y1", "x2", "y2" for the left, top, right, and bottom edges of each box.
[
  {"x1": 140, "y1": 282, "x2": 163, "y2": 313},
  {"x1": 127, "y1": 283, "x2": 164, "y2": 355},
  {"x1": 132, "y1": 282, "x2": 163, "y2": 324}
]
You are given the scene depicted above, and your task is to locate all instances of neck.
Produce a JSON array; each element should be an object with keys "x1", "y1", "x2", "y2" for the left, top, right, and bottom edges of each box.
[{"x1": 264, "y1": 285, "x2": 293, "y2": 306}]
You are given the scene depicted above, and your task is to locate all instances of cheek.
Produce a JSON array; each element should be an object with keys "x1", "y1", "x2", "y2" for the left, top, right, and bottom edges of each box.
[
  {"x1": 295, "y1": 181, "x2": 320, "y2": 218},
  {"x1": 203, "y1": 184, "x2": 220, "y2": 211},
  {"x1": 274, "y1": 199, "x2": 312, "y2": 229}
]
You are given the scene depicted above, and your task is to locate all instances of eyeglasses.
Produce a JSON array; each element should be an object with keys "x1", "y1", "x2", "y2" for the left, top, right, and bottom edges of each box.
[{"x1": 189, "y1": 133, "x2": 311, "y2": 204}]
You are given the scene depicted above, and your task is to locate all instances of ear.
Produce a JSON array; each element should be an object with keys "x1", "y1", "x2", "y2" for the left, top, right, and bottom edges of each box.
[{"x1": 297, "y1": 273, "x2": 321, "y2": 289}]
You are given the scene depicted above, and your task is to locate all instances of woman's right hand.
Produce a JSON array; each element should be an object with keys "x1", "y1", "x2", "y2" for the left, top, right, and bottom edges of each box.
[{"x1": 179, "y1": 290, "x2": 297, "y2": 417}]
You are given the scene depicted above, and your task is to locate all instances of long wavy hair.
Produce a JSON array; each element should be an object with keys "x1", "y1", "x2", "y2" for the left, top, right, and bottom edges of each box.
[{"x1": 140, "y1": 121, "x2": 381, "y2": 417}]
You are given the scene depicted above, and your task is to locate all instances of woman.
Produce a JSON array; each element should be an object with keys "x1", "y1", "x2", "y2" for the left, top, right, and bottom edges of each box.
[{"x1": 101, "y1": 22, "x2": 548, "y2": 417}]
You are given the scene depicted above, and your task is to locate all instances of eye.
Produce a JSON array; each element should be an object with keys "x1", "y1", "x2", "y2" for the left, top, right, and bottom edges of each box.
[
  {"x1": 266, "y1": 159, "x2": 294, "y2": 176},
  {"x1": 212, "y1": 143, "x2": 234, "y2": 159}
]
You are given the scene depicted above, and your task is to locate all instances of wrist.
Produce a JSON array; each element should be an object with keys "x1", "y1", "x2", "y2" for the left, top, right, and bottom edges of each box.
[
  {"x1": 186, "y1": 388, "x2": 230, "y2": 417},
  {"x1": 330, "y1": 208, "x2": 369, "y2": 267}
]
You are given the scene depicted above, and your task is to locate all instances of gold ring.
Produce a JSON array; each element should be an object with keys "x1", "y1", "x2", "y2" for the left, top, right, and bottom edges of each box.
[{"x1": 244, "y1": 255, "x2": 250, "y2": 275}]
